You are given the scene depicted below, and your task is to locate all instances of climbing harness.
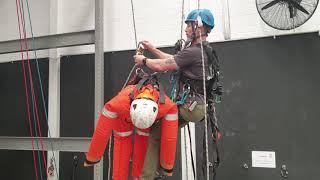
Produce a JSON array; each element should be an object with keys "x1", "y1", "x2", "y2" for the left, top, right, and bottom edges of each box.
[
  {"x1": 170, "y1": 5, "x2": 223, "y2": 179},
  {"x1": 128, "y1": 68, "x2": 166, "y2": 105},
  {"x1": 176, "y1": 84, "x2": 190, "y2": 106}
]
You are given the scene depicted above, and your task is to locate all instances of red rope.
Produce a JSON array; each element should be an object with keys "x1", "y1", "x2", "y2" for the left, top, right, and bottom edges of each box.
[
  {"x1": 17, "y1": 0, "x2": 48, "y2": 176},
  {"x1": 15, "y1": 1, "x2": 39, "y2": 180}
]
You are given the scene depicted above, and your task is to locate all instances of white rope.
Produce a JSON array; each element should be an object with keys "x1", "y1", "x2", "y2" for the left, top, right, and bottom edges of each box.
[
  {"x1": 196, "y1": 7, "x2": 210, "y2": 180},
  {"x1": 107, "y1": 0, "x2": 140, "y2": 179},
  {"x1": 180, "y1": 0, "x2": 185, "y2": 40},
  {"x1": 184, "y1": 127, "x2": 189, "y2": 180},
  {"x1": 121, "y1": 0, "x2": 140, "y2": 90},
  {"x1": 122, "y1": 64, "x2": 137, "y2": 90},
  {"x1": 199, "y1": 31, "x2": 210, "y2": 180},
  {"x1": 196, "y1": 2, "x2": 210, "y2": 180}
]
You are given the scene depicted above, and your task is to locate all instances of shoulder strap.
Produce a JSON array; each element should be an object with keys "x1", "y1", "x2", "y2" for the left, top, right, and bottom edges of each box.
[
  {"x1": 129, "y1": 77, "x2": 149, "y2": 103},
  {"x1": 157, "y1": 81, "x2": 165, "y2": 104},
  {"x1": 203, "y1": 41, "x2": 220, "y2": 73},
  {"x1": 129, "y1": 76, "x2": 166, "y2": 104}
]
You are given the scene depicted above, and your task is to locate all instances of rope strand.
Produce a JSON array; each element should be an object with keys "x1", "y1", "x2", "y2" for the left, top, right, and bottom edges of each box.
[
  {"x1": 24, "y1": 0, "x2": 60, "y2": 178},
  {"x1": 107, "y1": 1, "x2": 140, "y2": 178},
  {"x1": 15, "y1": 1, "x2": 39, "y2": 179},
  {"x1": 122, "y1": 0, "x2": 140, "y2": 90},
  {"x1": 19, "y1": 2, "x2": 45, "y2": 179},
  {"x1": 130, "y1": 0, "x2": 138, "y2": 48},
  {"x1": 180, "y1": 1, "x2": 198, "y2": 178},
  {"x1": 107, "y1": 0, "x2": 141, "y2": 178},
  {"x1": 197, "y1": 1, "x2": 210, "y2": 179},
  {"x1": 199, "y1": 31, "x2": 210, "y2": 180},
  {"x1": 180, "y1": 0, "x2": 185, "y2": 40},
  {"x1": 18, "y1": 0, "x2": 48, "y2": 178}
]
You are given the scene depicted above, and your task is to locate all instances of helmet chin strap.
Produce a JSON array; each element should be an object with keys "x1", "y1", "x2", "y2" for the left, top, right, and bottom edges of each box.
[
  {"x1": 191, "y1": 22, "x2": 198, "y2": 41},
  {"x1": 189, "y1": 16, "x2": 205, "y2": 44}
]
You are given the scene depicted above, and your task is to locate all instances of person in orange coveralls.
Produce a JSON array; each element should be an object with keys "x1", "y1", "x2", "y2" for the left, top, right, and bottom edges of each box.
[{"x1": 84, "y1": 82, "x2": 178, "y2": 180}]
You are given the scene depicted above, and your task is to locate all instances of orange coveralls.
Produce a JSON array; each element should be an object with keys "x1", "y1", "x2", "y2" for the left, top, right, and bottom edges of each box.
[{"x1": 86, "y1": 85, "x2": 178, "y2": 179}]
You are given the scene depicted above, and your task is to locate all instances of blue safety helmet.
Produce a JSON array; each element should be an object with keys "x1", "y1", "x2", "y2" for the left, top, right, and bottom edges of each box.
[{"x1": 185, "y1": 9, "x2": 215, "y2": 29}]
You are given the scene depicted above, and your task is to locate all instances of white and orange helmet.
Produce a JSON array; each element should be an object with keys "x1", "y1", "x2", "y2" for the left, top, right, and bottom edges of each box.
[{"x1": 130, "y1": 88, "x2": 158, "y2": 129}]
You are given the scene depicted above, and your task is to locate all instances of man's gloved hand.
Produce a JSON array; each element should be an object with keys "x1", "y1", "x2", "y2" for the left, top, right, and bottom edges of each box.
[
  {"x1": 84, "y1": 159, "x2": 100, "y2": 167},
  {"x1": 83, "y1": 154, "x2": 101, "y2": 167},
  {"x1": 156, "y1": 166, "x2": 173, "y2": 177}
]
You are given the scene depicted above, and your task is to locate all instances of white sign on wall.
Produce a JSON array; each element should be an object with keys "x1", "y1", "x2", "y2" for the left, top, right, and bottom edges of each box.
[{"x1": 252, "y1": 151, "x2": 276, "y2": 168}]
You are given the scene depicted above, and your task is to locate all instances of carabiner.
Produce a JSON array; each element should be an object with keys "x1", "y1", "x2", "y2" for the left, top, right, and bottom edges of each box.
[
  {"x1": 136, "y1": 42, "x2": 145, "y2": 55},
  {"x1": 182, "y1": 83, "x2": 191, "y2": 94},
  {"x1": 135, "y1": 68, "x2": 145, "y2": 75}
]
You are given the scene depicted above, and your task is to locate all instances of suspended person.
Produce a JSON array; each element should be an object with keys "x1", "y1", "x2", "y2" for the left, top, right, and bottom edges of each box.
[
  {"x1": 83, "y1": 76, "x2": 179, "y2": 180},
  {"x1": 133, "y1": 9, "x2": 222, "y2": 179}
]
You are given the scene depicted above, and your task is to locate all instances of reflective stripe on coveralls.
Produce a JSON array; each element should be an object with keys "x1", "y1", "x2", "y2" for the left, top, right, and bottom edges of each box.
[
  {"x1": 102, "y1": 107, "x2": 118, "y2": 118},
  {"x1": 136, "y1": 130, "x2": 150, "y2": 136},
  {"x1": 114, "y1": 130, "x2": 133, "y2": 137},
  {"x1": 164, "y1": 113, "x2": 179, "y2": 121}
]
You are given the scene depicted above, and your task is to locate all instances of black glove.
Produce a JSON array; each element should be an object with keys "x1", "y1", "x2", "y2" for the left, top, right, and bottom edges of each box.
[
  {"x1": 157, "y1": 166, "x2": 173, "y2": 177},
  {"x1": 83, "y1": 158, "x2": 100, "y2": 167}
]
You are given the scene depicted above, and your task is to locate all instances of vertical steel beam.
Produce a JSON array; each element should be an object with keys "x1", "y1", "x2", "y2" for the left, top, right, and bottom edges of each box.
[
  {"x1": 48, "y1": 0, "x2": 60, "y2": 179},
  {"x1": 94, "y1": 0, "x2": 104, "y2": 179}
]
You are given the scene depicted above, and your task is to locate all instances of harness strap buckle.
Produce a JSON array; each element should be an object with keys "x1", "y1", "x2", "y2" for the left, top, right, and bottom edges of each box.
[{"x1": 182, "y1": 83, "x2": 191, "y2": 94}]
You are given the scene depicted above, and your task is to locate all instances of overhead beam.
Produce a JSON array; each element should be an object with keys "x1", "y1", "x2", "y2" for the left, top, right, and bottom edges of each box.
[
  {"x1": 0, "y1": 30, "x2": 95, "y2": 55},
  {"x1": 0, "y1": 137, "x2": 91, "y2": 152}
]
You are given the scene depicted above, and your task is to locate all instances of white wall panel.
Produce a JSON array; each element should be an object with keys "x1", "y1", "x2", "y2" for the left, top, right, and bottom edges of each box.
[
  {"x1": 1, "y1": 0, "x2": 320, "y2": 60},
  {"x1": 199, "y1": 0, "x2": 226, "y2": 42},
  {"x1": 106, "y1": 0, "x2": 182, "y2": 51},
  {"x1": 0, "y1": 0, "x2": 50, "y2": 62},
  {"x1": 59, "y1": 0, "x2": 94, "y2": 33},
  {"x1": 0, "y1": 0, "x2": 50, "y2": 41}
]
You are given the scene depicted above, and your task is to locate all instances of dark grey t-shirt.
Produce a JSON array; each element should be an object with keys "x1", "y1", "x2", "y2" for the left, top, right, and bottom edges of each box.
[
  {"x1": 174, "y1": 44, "x2": 209, "y2": 80},
  {"x1": 173, "y1": 44, "x2": 210, "y2": 104}
]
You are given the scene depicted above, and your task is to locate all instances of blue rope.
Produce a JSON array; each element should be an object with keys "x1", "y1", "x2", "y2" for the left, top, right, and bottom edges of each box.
[
  {"x1": 24, "y1": 0, "x2": 60, "y2": 179},
  {"x1": 170, "y1": 72, "x2": 178, "y2": 101},
  {"x1": 170, "y1": 71, "x2": 190, "y2": 105},
  {"x1": 24, "y1": 0, "x2": 48, "y2": 123},
  {"x1": 20, "y1": 1, "x2": 44, "y2": 180},
  {"x1": 176, "y1": 91, "x2": 189, "y2": 105}
]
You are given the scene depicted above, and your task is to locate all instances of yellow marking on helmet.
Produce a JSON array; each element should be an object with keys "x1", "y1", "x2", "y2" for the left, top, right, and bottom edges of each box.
[{"x1": 135, "y1": 88, "x2": 155, "y2": 101}]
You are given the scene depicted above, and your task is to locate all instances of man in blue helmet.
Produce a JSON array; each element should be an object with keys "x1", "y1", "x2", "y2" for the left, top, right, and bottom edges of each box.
[{"x1": 134, "y1": 8, "x2": 220, "y2": 179}]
